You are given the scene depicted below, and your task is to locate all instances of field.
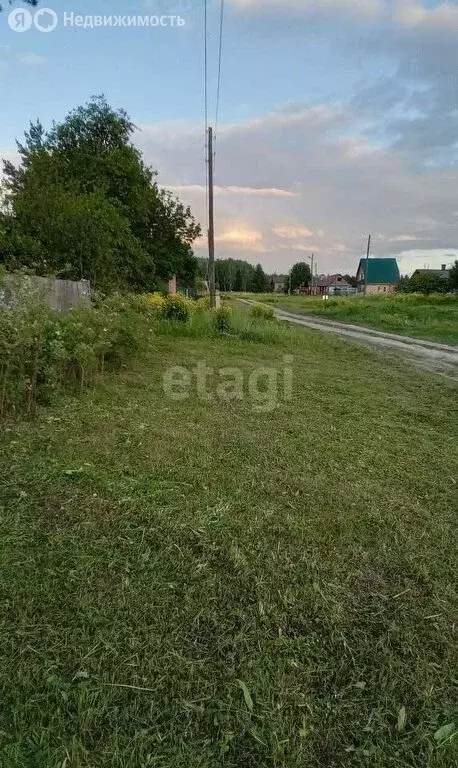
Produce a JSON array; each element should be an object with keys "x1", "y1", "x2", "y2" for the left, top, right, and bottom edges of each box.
[
  {"x1": 232, "y1": 293, "x2": 458, "y2": 345},
  {"x1": 1, "y1": 312, "x2": 457, "y2": 767}
]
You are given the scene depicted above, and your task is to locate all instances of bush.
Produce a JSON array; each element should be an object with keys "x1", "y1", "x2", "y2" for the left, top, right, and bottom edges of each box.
[
  {"x1": 160, "y1": 294, "x2": 194, "y2": 323},
  {"x1": 0, "y1": 289, "x2": 154, "y2": 419},
  {"x1": 195, "y1": 296, "x2": 211, "y2": 311},
  {"x1": 250, "y1": 303, "x2": 275, "y2": 321},
  {"x1": 147, "y1": 292, "x2": 166, "y2": 314},
  {"x1": 213, "y1": 305, "x2": 233, "y2": 333}
]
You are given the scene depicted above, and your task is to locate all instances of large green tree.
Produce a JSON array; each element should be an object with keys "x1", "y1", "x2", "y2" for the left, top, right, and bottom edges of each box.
[
  {"x1": 397, "y1": 272, "x2": 449, "y2": 295},
  {"x1": 1, "y1": 97, "x2": 200, "y2": 291},
  {"x1": 290, "y1": 262, "x2": 312, "y2": 291}
]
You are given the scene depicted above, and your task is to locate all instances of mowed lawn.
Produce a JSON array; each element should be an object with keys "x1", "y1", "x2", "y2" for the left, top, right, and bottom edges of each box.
[
  {"x1": 240, "y1": 293, "x2": 458, "y2": 345},
  {"x1": 1, "y1": 323, "x2": 457, "y2": 767}
]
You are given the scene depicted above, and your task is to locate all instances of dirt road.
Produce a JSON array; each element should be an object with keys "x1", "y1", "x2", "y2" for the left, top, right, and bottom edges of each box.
[
  {"x1": 276, "y1": 308, "x2": 458, "y2": 377},
  {"x1": 239, "y1": 301, "x2": 458, "y2": 378}
]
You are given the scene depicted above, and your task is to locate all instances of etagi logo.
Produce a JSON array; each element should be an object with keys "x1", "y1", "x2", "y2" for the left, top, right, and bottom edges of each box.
[{"x1": 8, "y1": 7, "x2": 58, "y2": 33}]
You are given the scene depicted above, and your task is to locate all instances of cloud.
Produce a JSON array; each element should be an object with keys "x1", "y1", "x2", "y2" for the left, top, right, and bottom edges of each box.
[
  {"x1": 397, "y1": 248, "x2": 458, "y2": 275},
  {"x1": 215, "y1": 222, "x2": 266, "y2": 251},
  {"x1": 228, "y1": 0, "x2": 386, "y2": 19},
  {"x1": 395, "y1": 1, "x2": 458, "y2": 30},
  {"x1": 279, "y1": 243, "x2": 321, "y2": 253},
  {"x1": 167, "y1": 184, "x2": 298, "y2": 198},
  {"x1": 273, "y1": 226, "x2": 314, "y2": 239},
  {"x1": 16, "y1": 52, "x2": 47, "y2": 67},
  {"x1": 229, "y1": 0, "x2": 458, "y2": 30},
  {"x1": 133, "y1": 87, "x2": 458, "y2": 273},
  {"x1": 0, "y1": 46, "x2": 47, "y2": 68},
  {"x1": 389, "y1": 234, "x2": 421, "y2": 243}
]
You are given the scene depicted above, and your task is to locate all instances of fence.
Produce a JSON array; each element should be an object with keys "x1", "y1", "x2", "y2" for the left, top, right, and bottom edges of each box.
[{"x1": 0, "y1": 275, "x2": 91, "y2": 311}]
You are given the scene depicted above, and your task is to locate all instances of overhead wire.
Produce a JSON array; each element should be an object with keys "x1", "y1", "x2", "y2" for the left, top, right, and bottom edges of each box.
[
  {"x1": 204, "y1": 0, "x2": 209, "y2": 234},
  {"x1": 214, "y1": 0, "x2": 225, "y2": 153},
  {"x1": 203, "y1": 0, "x2": 226, "y2": 283}
]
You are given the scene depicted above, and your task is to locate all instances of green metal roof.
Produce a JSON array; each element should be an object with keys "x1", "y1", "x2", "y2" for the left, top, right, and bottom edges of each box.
[{"x1": 357, "y1": 258, "x2": 400, "y2": 285}]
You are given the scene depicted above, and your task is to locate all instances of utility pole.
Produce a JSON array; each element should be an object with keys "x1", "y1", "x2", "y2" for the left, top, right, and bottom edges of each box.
[
  {"x1": 311, "y1": 253, "x2": 314, "y2": 295},
  {"x1": 207, "y1": 126, "x2": 216, "y2": 308},
  {"x1": 364, "y1": 234, "x2": 371, "y2": 295}
]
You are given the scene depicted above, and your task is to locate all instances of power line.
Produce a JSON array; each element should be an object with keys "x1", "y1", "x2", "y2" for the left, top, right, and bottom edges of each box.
[
  {"x1": 203, "y1": 0, "x2": 226, "y2": 291},
  {"x1": 204, "y1": 0, "x2": 209, "y2": 233},
  {"x1": 214, "y1": 0, "x2": 225, "y2": 145}
]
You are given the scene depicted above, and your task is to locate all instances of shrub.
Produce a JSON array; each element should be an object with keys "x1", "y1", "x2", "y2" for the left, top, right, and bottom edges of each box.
[
  {"x1": 195, "y1": 296, "x2": 211, "y2": 311},
  {"x1": 250, "y1": 303, "x2": 275, "y2": 321},
  {"x1": 147, "y1": 292, "x2": 166, "y2": 314},
  {"x1": 160, "y1": 294, "x2": 194, "y2": 323},
  {"x1": 0, "y1": 290, "x2": 154, "y2": 419},
  {"x1": 213, "y1": 305, "x2": 233, "y2": 333}
]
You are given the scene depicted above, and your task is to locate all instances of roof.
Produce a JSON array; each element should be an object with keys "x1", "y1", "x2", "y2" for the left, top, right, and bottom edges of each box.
[
  {"x1": 357, "y1": 258, "x2": 400, "y2": 285},
  {"x1": 316, "y1": 274, "x2": 349, "y2": 288},
  {"x1": 412, "y1": 268, "x2": 449, "y2": 279}
]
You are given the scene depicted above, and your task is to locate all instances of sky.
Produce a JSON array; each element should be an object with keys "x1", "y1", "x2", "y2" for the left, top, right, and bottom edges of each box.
[{"x1": 1, "y1": 0, "x2": 458, "y2": 276}]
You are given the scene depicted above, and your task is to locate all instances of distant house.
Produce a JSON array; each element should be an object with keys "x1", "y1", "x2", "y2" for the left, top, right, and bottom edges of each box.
[
  {"x1": 297, "y1": 274, "x2": 354, "y2": 296},
  {"x1": 411, "y1": 264, "x2": 450, "y2": 281},
  {"x1": 314, "y1": 274, "x2": 351, "y2": 296},
  {"x1": 271, "y1": 274, "x2": 288, "y2": 293},
  {"x1": 357, "y1": 257, "x2": 400, "y2": 294}
]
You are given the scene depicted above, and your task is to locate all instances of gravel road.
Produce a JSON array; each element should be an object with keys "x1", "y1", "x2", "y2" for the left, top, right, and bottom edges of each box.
[{"x1": 239, "y1": 301, "x2": 458, "y2": 378}]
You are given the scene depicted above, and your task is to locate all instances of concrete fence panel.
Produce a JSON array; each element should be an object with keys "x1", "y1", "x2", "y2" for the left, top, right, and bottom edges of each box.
[{"x1": 0, "y1": 275, "x2": 91, "y2": 311}]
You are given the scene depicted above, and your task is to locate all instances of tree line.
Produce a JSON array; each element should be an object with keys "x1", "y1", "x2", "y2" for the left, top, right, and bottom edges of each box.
[
  {"x1": 197, "y1": 259, "x2": 329, "y2": 294},
  {"x1": 197, "y1": 258, "x2": 272, "y2": 293}
]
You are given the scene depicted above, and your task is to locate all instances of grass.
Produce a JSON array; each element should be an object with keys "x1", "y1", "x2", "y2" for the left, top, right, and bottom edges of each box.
[
  {"x1": 1, "y1": 314, "x2": 457, "y2": 766},
  {"x1": 230, "y1": 293, "x2": 458, "y2": 345}
]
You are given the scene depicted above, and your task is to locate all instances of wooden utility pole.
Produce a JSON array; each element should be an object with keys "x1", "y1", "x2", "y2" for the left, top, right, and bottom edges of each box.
[
  {"x1": 364, "y1": 234, "x2": 371, "y2": 295},
  {"x1": 207, "y1": 126, "x2": 216, "y2": 308}
]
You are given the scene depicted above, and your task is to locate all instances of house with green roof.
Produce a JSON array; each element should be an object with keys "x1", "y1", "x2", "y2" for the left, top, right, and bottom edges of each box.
[{"x1": 356, "y1": 257, "x2": 400, "y2": 295}]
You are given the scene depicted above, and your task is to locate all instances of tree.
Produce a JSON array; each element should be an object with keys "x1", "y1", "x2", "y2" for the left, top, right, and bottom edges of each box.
[
  {"x1": 397, "y1": 272, "x2": 448, "y2": 295},
  {"x1": 234, "y1": 265, "x2": 244, "y2": 292},
  {"x1": 198, "y1": 257, "x2": 258, "y2": 293},
  {"x1": 409, "y1": 273, "x2": 448, "y2": 294},
  {"x1": 449, "y1": 260, "x2": 458, "y2": 290},
  {"x1": 0, "y1": 1, "x2": 38, "y2": 11},
  {"x1": 1, "y1": 97, "x2": 200, "y2": 291},
  {"x1": 290, "y1": 262, "x2": 312, "y2": 291},
  {"x1": 396, "y1": 275, "x2": 413, "y2": 293},
  {"x1": 250, "y1": 263, "x2": 269, "y2": 293},
  {"x1": 344, "y1": 274, "x2": 357, "y2": 288}
]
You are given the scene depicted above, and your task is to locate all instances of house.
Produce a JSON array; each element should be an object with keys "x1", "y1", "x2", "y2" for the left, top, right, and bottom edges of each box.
[
  {"x1": 297, "y1": 274, "x2": 354, "y2": 296},
  {"x1": 314, "y1": 274, "x2": 351, "y2": 296},
  {"x1": 356, "y1": 257, "x2": 400, "y2": 294},
  {"x1": 270, "y1": 274, "x2": 288, "y2": 293},
  {"x1": 411, "y1": 265, "x2": 450, "y2": 281}
]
